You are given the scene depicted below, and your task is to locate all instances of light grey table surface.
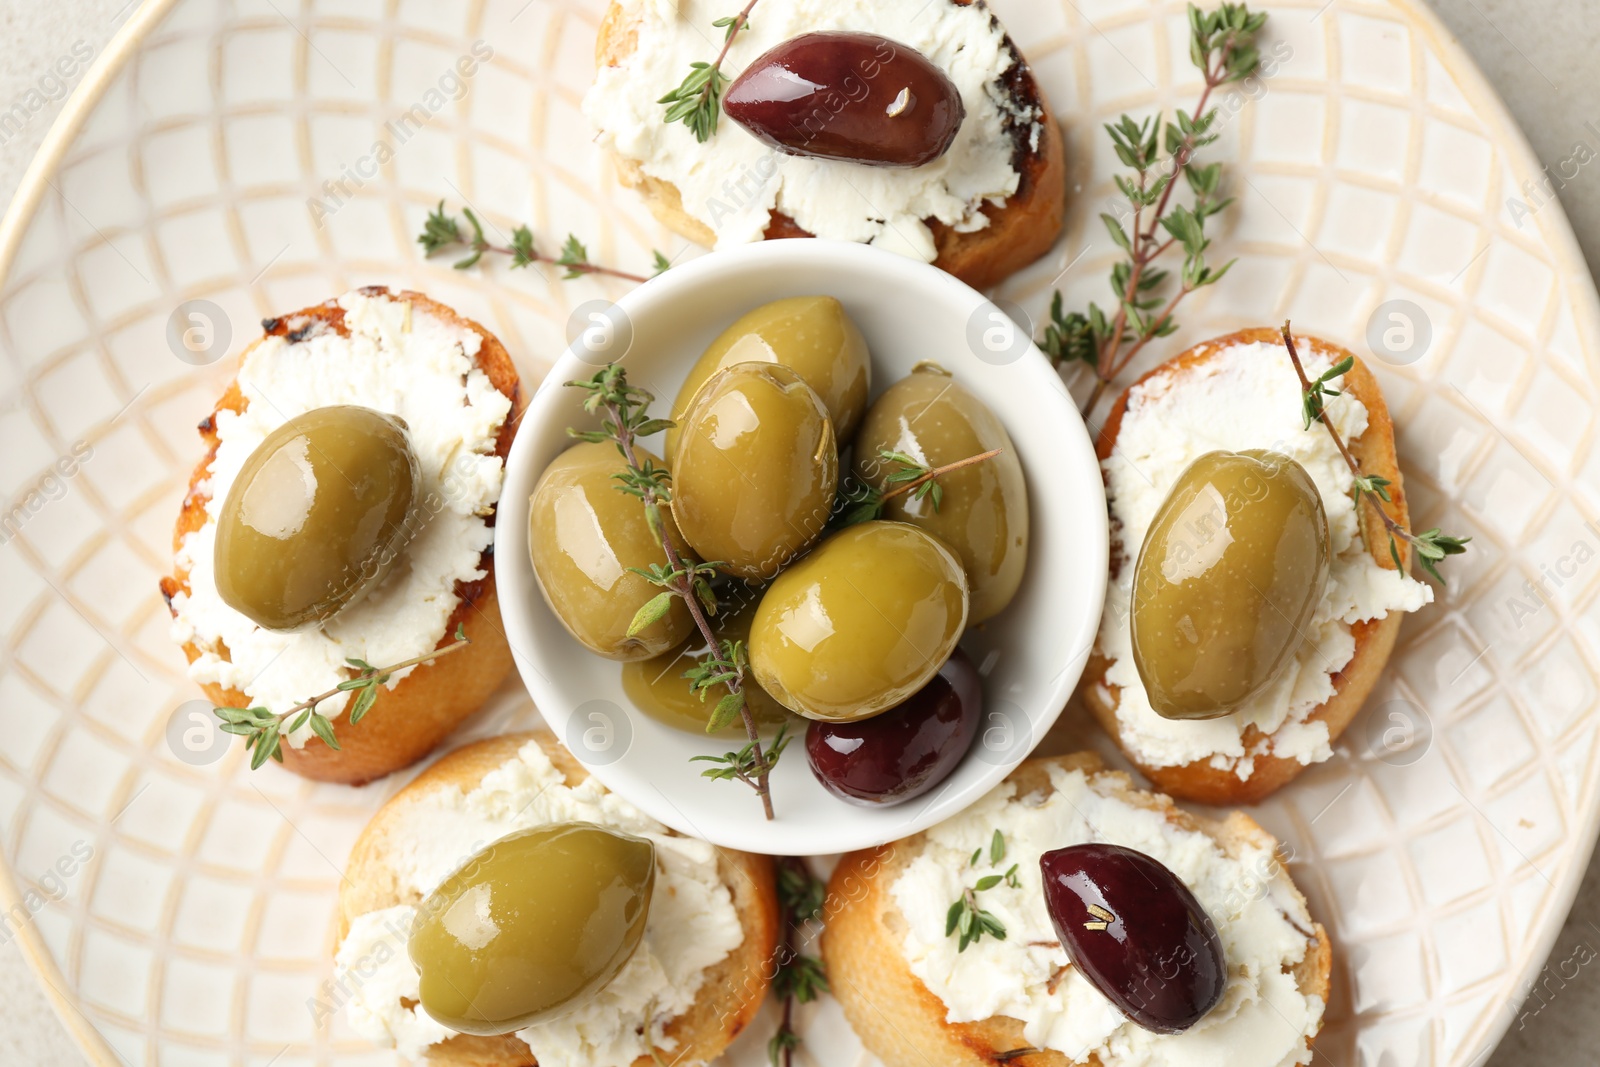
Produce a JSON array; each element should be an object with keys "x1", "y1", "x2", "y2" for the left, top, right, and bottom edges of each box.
[{"x1": 1, "y1": 0, "x2": 1597, "y2": 1064}]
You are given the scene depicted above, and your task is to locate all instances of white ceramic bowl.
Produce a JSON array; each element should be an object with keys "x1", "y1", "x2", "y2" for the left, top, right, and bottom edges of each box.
[{"x1": 498, "y1": 239, "x2": 1106, "y2": 854}]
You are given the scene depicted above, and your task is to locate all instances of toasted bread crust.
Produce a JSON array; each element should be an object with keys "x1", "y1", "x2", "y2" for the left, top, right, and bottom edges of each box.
[
  {"x1": 338, "y1": 731, "x2": 780, "y2": 1067},
  {"x1": 594, "y1": 0, "x2": 1067, "y2": 290},
  {"x1": 1083, "y1": 328, "x2": 1411, "y2": 805},
  {"x1": 822, "y1": 751, "x2": 1331, "y2": 1067},
  {"x1": 160, "y1": 288, "x2": 522, "y2": 785}
]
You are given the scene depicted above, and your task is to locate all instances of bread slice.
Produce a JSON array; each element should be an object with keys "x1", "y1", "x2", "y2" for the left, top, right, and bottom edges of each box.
[
  {"x1": 594, "y1": 0, "x2": 1067, "y2": 291},
  {"x1": 159, "y1": 288, "x2": 521, "y2": 786},
  {"x1": 338, "y1": 731, "x2": 780, "y2": 1067},
  {"x1": 1083, "y1": 328, "x2": 1412, "y2": 805},
  {"x1": 823, "y1": 751, "x2": 1331, "y2": 1067}
]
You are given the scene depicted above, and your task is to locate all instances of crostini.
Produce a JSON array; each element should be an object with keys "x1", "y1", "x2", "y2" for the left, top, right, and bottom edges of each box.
[
  {"x1": 161, "y1": 287, "x2": 520, "y2": 784},
  {"x1": 333, "y1": 731, "x2": 778, "y2": 1066},
  {"x1": 1083, "y1": 328, "x2": 1431, "y2": 805},
  {"x1": 824, "y1": 751, "x2": 1331, "y2": 1066},
  {"x1": 585, "y1": 0, "x2": 1066, "y2": 290}
]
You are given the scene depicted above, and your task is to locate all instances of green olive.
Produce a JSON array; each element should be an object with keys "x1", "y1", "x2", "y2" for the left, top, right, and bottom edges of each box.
[
  {"x1": 529, "y1": 441, "x2": 694, "y2": 660},
  {"x1": 214, "y1": 405, "x2": 420, "y2": 632},
  {"x1": 622, "y1": 594, "x2": 792, "y2": 735},
  {"x1": 409, "y1": 823, "x2": 655, "y2": 1035},
  {"x1": 851, "y1": 364, "x2": 1029, "y2": 622},
  {"x1": 673, "y1": 363, "x2": 838, "y2": 580},
  {"x1": 1131, "y1": 450, "x2": 1331, "y2": 721},
  {"x1": 665, "y1": 296, "x2": 869, "y2": 460},
  {"x1": 749, "y1": 521, "x2": 969, "y2": 722}
]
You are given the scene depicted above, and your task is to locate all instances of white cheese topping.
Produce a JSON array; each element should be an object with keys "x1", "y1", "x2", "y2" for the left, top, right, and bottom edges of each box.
[
  {"x1": 170, "y1": 290, "x2": 511, "y2": 744},
  {"x1": 335, "y1": 740, "x2": 746, "y2": 1067},
  {"x1": 892, "y1": 765, "x2": 1324, "y2": 1066},
  {"x1": 584, "y1": 0, "x2": 1039, "y2": 262},
  {"x1": 1099, "y1": 340, "x2": 1431, "y2": 777}
]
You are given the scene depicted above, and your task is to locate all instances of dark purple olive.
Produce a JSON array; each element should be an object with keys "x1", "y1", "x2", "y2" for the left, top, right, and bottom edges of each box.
[
  {"x1": 724, "y1": 32, "x2": 966, "y2": 168},
  {"x1": 1040, "y1": 844, "x2": 1226, "y2": 1034},
  {"x1": 805, "y1": 648, "x2": 981, "y2": 804}
]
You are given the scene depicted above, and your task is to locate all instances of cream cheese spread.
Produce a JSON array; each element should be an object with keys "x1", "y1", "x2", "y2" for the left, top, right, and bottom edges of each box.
[
  {"x1": 335, "y1": 739, "x2": 746, "y2": 1066},
  {"x1": 584, "y1": 0, "x2": 1040, "y2": 262},
  {"x1": 170, "y1": 290, "x2": 511, "y2": 745},
  {"x1": 891, "y1": 764, "x2": 1324, "y2": 1066},
  {"x1": 1098, "y1": 339, "x2": 1431, "y2": 778}
]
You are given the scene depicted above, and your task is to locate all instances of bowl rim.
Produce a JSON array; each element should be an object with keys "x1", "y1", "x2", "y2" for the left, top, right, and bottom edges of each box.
[{"x1": 496, "y1": 237, "x2": 1107, "y2": 855}]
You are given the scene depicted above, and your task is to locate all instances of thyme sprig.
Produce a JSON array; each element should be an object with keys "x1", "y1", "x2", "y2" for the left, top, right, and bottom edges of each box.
[
  {"x1": 769, "y1": 857, "x2": 829, "y2": 1067},
  {"x1": 418, "y1": 202, "x2": 669, "y2": 282},
  {"x1": 946, "y1": 832, "x2": 1020, "y2": 952},
  {"x1": 838, "y1": 447, "x2": 1005, "y2": 526},
  {"x1": 659, "y1": 0, "x2": 760, "y2": 142},
  {"x1": 215, "y1": 623, "x2": 471, "y2": 769},
  {"x1": 567, "y1": 364, "x2": 782, "y2": 819},
  {"x1": 1040, "y1": 3, "x2": 1268, "y2": 414},
  {"x1": 1279, "y1": 323, "x2": 1470, "y2": 582}
]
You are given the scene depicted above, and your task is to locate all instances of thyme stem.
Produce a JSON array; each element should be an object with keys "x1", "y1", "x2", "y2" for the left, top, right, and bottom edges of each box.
[{"x1": 602, "y1": 398, "x2": 776, "y2": 820}]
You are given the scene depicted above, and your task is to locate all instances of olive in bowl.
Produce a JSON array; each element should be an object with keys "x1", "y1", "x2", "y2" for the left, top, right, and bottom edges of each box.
[
  {"x1": 750, "y1": 520, "x2": 969, "y2": 722},
  {"x1": 665, "y1": 295, "x2": 870, "y2": 458},
  {"x1": 806, "y1": 647, "x2": 982, "y2": 804},
  {"x1": 852, "y1": 364, "x2": 1029, "y2": 623},
  {"x1": 528, "y1": 441, "x2": 695, "y2": 660},
  {"x1": 672, "y1": 362, "x2": 838, "y2": 580},
  {"x1": 214, "y1": 404, "x2": 420, "y2": 632},
  {"x1": 622, "y1": 594, "x2": 791, "y2": 735}
]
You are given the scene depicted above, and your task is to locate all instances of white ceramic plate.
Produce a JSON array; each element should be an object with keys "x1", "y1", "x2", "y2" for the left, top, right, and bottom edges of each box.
[
  {"x1": 2, "y1": 1, "x2": 1598, "y2": 1065},
  {"x1": 498, "y1": 238, "x2": 1106, "y2": 857}
]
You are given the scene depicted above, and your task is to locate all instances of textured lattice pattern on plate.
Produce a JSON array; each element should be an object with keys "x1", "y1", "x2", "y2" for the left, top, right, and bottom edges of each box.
[{"x1": 0, "y1": 0, "x2": 1596, "y2": 1064}]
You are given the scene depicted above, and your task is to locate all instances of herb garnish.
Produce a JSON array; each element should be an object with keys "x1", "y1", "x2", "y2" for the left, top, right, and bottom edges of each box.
[
  {"x1": 946, "y1": 832, "x2": 1021, "y2": 952},
  {"x1": 659, "y1": 1, "x2": 761, "y2": 142},
  {"x1": 215, "y1": 623, "x2": 471, "y2": 769},
  {"x1": 418, "y1": 201, "x2": 670, "y2": 281},
  {"x1": 837, "y1": 447, "x2": 1004, "y2": 526},
  {"x1": 1040, "y1": 3, "x2": 1268, "y2": 413},
  {"x1": 568, "y1": 364, "x2": 784, "y2": 819},
  {"x1": 769, "y1": 857, "x2": 829, "y2": 1067},
  {"x1": 1279, "y1": 323, "x2": 1470, "y2": 582}
]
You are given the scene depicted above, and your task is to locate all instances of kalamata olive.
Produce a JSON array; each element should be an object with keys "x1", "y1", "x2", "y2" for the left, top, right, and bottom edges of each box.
[
  {"x1": 723, "y1": 32, "x2": 966, "y2": 168},
  {"x1": 749, "y1": 521, "x2": 969, "y2": 722},
  {"x1": 1040, "y1": 843, "x2": 1226, "y2": 1034},
  {"x1": 1131, "y1": 449, "x2": 1330, "y2": 720},
  {"x1": 665, "y1": 296, "x2": 870, "y2": 459},
  {"x1": 622, "y1": 594, "x2": 791, "y2": 735},
  {"x1": 805, "y1": 647, "x2": 981, "y2": 804},
  {"x1": 410, "y1": 823, "x2": 654, "y2": 1035},
  {"x1": 851, "y1": 364, "x2": 1029, "y2": 622},
  {"x1": 528, "y1": 441, "x2": 694, "y2": 660},
  {"x1": 215, "y1": 405, "x2": 420, "y2": 632},
  {"x1": 673, "y1": 362, "x2": 838, "y2": 580}
]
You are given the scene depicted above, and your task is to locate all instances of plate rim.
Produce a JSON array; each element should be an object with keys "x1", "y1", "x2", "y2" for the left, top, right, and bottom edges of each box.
[{"x1": 1, "y1": 0, "x2": 1598, "y2": 1063}]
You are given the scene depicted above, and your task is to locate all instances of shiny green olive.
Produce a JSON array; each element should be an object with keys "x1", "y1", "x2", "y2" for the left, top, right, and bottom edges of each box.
[
  {"x1": 665, "y1": 296, "x2": 870, "y2": 460},
  {"x1": 622, "y1": 594, "x2": 792, "y2": 735},
  {"x1": 673, "y1": 363, "x2": 838, "y2": 580},
  {"x1": 529, "y1": 441, "x2": 694, "y2": 660},
  {"x1": 1131, "y1": 450, "x2": 1331, "y2": 721},
  {"x1": 214, "y1": 405, "x2": 420, "y2": 632},
  {"x1": 750, "y1": 521, "x2": 969, "y2": 722},
  {"x1": 409, "y1": 823, "x2": 655, "y2": 1035},
  {"x1": 852, "y1": 364, "x2": 1029, "y2": 622}
]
